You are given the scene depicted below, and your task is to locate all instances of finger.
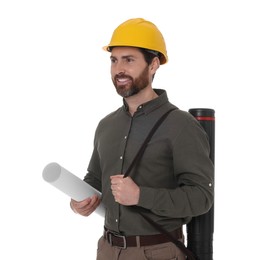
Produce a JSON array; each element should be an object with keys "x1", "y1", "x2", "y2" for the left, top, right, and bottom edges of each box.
[
  {"x1": 110, "y1": 175, "x2": 124, "y2": 183},
  {"x1": 71, "y1": 197, "x2": 93, "y2": 213},
  {"x1": 70, "y1": 200, "x2": 78, "y2": 213},
  {"x1": 82, "y1": 196, "x2": 101, "y2": 216},
  {"x1": 110, "y1": 174, "x2": 123, "y2": 179},
  {"x1": 90, "y1": 195, "x2": 100, "y2": 205},
  {"x1": 110, "y1": 178, "x2": 119, "y2": 185}
]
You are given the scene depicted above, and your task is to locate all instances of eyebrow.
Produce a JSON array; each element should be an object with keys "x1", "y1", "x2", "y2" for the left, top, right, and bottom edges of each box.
[{"x1": 110, "y1": 54, "x2": 136, "y2": 60}]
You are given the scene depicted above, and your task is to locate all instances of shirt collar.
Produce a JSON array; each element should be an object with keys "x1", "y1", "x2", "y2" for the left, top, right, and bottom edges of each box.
[{"x1": 123, "y1": 89, "x2": 169, "y2": 115}]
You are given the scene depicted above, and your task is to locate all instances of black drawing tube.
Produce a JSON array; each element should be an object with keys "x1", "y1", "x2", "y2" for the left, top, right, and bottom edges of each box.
[{"x1": 187, "y1": 108, "x2": 215, "y2": 260}]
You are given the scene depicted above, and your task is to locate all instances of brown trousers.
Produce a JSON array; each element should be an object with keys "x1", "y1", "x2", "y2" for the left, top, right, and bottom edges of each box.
[{"x1": 96, "y1": 236, "x2": 186, "y2": 260}]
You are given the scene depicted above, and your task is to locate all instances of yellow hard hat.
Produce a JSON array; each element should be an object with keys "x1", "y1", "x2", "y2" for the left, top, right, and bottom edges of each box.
[{"x1": 103, "y1": 18, "x2": 168, "y2": 64}]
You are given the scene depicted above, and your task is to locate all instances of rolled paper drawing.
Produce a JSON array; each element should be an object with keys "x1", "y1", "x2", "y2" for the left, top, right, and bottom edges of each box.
[{"x1": 42, "y1": 162, "x2": 105, "y2": 217}]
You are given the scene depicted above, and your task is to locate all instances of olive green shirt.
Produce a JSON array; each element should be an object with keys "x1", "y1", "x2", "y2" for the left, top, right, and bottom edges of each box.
[{"x1": 84, "y1": 89, "x2": 214, "y2": 236}]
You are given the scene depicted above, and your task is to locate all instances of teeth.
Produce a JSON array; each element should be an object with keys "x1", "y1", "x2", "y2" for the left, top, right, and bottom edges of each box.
[{"x1": 118, "y1": 78, "x2": 127, "y2": 82}]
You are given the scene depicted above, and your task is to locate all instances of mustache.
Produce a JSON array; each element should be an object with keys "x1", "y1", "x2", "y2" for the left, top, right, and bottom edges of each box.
[{"x1": 114, "y1": 74, "x2": 133, "y2": 81}]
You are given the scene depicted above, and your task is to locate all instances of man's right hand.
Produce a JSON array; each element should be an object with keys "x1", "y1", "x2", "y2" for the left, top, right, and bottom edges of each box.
[{"x1": 70, "y1": 195, "x2": 101, "y2": 216}]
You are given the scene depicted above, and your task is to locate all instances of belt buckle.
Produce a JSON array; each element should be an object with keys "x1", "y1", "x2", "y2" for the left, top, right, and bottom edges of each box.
[{"x1": 106, "y1": 230, "x2": 127, "y2": 249}]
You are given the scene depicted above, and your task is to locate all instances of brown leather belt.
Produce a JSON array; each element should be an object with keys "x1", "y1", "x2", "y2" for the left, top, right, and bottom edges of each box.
[{"x1": 103, "y1": 227, "x2": 182, "y2": 249}]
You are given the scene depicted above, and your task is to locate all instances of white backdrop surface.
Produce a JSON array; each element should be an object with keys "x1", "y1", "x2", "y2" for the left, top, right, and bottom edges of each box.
[{"x1": 1, "y1": 0, "x2": 255, "y2": 259}]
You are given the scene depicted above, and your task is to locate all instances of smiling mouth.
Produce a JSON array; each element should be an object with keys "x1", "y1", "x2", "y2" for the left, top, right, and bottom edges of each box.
[{"x1": 115, "y1": 77, "x2": 132, "y2": 86}]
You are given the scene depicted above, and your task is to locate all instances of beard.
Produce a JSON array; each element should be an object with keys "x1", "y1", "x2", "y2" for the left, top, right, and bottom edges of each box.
[{"x1": 112, "y1": 66, "x2": 150, "y2": 98}]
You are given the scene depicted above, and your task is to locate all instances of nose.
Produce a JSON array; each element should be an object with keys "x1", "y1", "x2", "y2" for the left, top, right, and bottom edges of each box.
[{"x1": 112, "y1": 61, "x2": 125, "y2": 75}]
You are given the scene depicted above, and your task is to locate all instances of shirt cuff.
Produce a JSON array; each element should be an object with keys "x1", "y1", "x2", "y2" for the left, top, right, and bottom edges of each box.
[{"x1": 137, "y1": 186, "x2": 156, "y2": 209}]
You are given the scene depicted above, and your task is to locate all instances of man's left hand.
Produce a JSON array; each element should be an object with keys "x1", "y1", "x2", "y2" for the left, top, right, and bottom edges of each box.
[{"x1": 110, "y1": 175, "x2": 140, "y2": 205}]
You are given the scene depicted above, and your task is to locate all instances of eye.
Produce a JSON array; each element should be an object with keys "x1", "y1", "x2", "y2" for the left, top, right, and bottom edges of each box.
[
  {"x1": 110, "y1": 57, "x2": 117, "y2": 64},
  {"x1": 125, "y1": 57, "x2": 135, "y2": 64}
]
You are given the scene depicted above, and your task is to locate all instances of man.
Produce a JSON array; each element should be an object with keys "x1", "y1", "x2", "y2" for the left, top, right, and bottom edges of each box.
[{"x1": 70, "y1": 18, "x2": 214, "y2": 260}]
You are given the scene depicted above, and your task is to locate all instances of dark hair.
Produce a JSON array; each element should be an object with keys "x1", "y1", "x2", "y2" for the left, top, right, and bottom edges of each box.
[
  {"x1": 139, "y1": 48, "x2": 160, "y2": 81},
  {"x1": 139, "y1": 48, "x2": 160, "y2": 65}
]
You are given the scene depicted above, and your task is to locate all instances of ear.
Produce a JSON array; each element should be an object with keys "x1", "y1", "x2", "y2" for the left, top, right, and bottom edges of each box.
[{"x1": 150, "y1": 57, "x2": 160, "y2": 73}]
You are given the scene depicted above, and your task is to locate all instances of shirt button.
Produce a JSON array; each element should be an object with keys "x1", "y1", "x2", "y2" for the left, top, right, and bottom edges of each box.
[
  {"x1": 120, "y1": 156, "x2": 123, "y2": 160},
  {"x1": 115, "y1": 219, "x2": 118, "y2": 223},
  {"x1": 124, "y1": 136, "x2": 127, "y2": 139}
]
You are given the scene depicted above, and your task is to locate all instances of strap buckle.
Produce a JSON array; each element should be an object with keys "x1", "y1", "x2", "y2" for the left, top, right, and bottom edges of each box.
[{"x1": 106, "y1": 230, "x2": 127, "y2": 249}]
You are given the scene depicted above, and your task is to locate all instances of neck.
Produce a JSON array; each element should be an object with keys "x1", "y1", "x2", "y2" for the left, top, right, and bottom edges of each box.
[{"x1": 125, "y1": 87, "x2": 158, "y2": 116}]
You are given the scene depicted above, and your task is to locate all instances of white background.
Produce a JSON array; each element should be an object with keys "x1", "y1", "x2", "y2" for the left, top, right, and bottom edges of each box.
[{"x1": 1, "y1": 0, "x2": 255, "y2": 259}]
